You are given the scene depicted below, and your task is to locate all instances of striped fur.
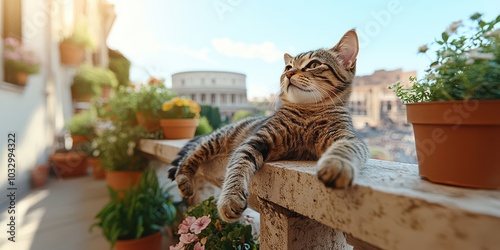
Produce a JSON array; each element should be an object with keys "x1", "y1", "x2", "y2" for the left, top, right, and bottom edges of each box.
[{"x1": 170, "y1": 30, "x2": 368, "y2": 222}]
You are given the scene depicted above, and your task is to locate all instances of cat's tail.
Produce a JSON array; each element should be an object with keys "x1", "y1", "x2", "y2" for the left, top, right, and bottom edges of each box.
[{"x1": 167, "y1": 135, "x2": 205, "y2": 180}]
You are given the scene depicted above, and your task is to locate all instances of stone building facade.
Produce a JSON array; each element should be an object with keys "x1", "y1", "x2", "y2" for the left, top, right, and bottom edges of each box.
[
  {"x1": 171, "y1": 71, "x2": 253, "y2": 118},
  {"x1": 350, "y1": 69, "x2": 416, "y2": 128}
]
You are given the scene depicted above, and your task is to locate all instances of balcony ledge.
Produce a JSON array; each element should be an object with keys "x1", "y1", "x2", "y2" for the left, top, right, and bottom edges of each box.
[{"x1": 140, "y1": 139, "x2": 500, "y2": 250}]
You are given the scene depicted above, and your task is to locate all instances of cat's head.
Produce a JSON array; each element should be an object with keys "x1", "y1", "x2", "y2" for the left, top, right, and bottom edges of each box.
[{"x1": 280, "y1": 29, "x2": 358, "y2": 105}]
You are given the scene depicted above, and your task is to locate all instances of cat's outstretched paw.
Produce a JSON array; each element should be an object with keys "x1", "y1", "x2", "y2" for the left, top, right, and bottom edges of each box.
[
  {"x1": 167, "y1": 166, "x2": 177, "y2": 180},
  {"x1": 175, "y1": 174, "x2": 194, "y2": 198},
  {"x1": 317, "y1": 156, "x2": 355, "y2": 188},
  {"x1": 217, "y1": 192, "x2": 248, "y2": 222}
]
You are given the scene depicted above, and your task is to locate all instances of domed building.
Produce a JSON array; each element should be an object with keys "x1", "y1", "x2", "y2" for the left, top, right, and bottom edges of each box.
[{"x1": 171, "y1": 71, "x2": 253, "y2": 119}]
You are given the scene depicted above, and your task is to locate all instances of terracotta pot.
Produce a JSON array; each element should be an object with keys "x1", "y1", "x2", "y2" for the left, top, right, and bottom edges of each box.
[
  {"x1": 59, "y1": 42, "x2": 85, "y2": 66},
  {"x1": 71, "y1": 135, "x2": 89, "y2": 148},
  {"x1": 15, "y1": 72, "x2": 29, "y2": 85},
  {"x1": 31, "y1": 164, "x2": 50, "y2": 189},
  {"x1": 136, "y1": 112, "x2": 160, "y2": 132},
  {"x1": 115, "y1": 231, "x2": 162, "y2": 250},
  {"x1": 106, "y1": 170, "x2": 143, "y2": 191},
  {"x1": 407, "y1": 100, "x2": 500, "y2": 189},
  {"x1": 160, "y1": 118, "x2": 199, "y2": 139},
  {"x1": 88, "y1": 157, "x2": 106, "y2": 179},
  {"x1": 50, "y1": 152, "x2": 88, "y2": 178},
  {"x1": 101, "y1": 86, "x2": 112, "y2": 101}
]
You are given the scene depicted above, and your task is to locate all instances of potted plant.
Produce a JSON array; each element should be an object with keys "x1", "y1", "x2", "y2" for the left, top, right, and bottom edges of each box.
[
  {"x1": 31, "y1": 163, "x2": 51, "y2": 189},
  {"x1": 170, "y1": 196, "x2": 258, "y2": 250},
  {"x1": 102, "y1": 85, "x2": 138, "y2": 126},
  {"x1": 72, "y1": 64, "x2": 119, "y2": 102},
  {"x1": 49, "y1": 149, "x2": 88, "y2": 178},
  {"x1": 66, "y1": 109, "x2": 96, "y2": 148},
  {"x1": 389, "y1": 13, "x2": 500, "y2": 189},
  {"x1": 59, "y1": 26, "x2": 95, "y2": 66},
  {"x1": 98, "y1": 123, "x2": 148, "y2": 191},
  {"x1": 90, "y1": 169, "x2": 177, "y2": 250},
  {"x1": 133, "y1": 78, "x2": 176, "y2": 132},
  {"x1": 159, "y1": 97, "x2": 201, "y2": 139},
  {"x1": 86, "y1": 138, "x2": 106, "y2": 179},
  {"x1": 3, "y1": 37, "x2": 40, "y2": 85}
]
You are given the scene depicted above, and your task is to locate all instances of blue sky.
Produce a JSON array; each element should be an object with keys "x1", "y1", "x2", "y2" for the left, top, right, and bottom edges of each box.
[{"x1": 107, "y1": 0, "x2": 500, "y2": 98}]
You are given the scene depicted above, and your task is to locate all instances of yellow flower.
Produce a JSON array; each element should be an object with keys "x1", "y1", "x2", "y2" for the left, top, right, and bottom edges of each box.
[
  {"x1": 174, "y1": 97, "x2": 184, "y2": 107},
  {"x1": 162, "y1": 101, "x2": 174, "y2": 111}
]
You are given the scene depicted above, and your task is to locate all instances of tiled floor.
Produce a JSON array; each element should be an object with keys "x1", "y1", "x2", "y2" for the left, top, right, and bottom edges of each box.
[{"x1": 0, "y1": 168, "x2": 180, "y2": 250}]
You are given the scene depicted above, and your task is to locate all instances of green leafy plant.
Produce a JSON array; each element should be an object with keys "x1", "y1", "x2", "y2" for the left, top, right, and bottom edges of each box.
[
  {"x1": 389, "y1": 13, "x2": 500, "y2": 103},
  {"x1": 133, "y1": 78, "x2": 176, "y2": 114},
  {"x1": 61, "y1": 25, "x2": 96, "y2": 51},
  {"x1": 232, "y1": 110, "x2": 254, "y2": 123},
  {"x1": 200, "y1": 105, "x2": 222, "y2": 129},
  {"x1": 195, "y1": 116, "x2": 214, "y2": 136},
  {"x1": 170, "y1": 196, "x2": 258, "y2": 250},
  {"x1": 3, "y1": 37, "x2": 40, "y2": 74},
  {"x1": 108, "y1": 50, "x2": 131, "y2": 87},
  {"x1": 90, "y1": 169, "x2": 177, "y2": 249},
  {"x1": 97, "y1": 123, "x2": 148, "y2": 171},
  {"x1": 65, "y1": 110, "x2": 96, "y2": 137},
  {"x1": 160, "y1": 97, "x2": 201, "y2": 119},
  {"x1": 101, "y1": 86, "x2": 137, "y2": 125},
  {"x1": 72, "y1": 64, "x2": 119, "y2": 99}
]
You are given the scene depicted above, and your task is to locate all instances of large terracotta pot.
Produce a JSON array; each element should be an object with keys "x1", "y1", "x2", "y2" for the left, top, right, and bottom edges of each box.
[
  {"x1": 106, "y1": 170, "x2": 143, "y2": 191},
  {"x1": 59, "y1": 42, "x2": 85, "y2": 66},
  {"x1": 136, "y1": 112, "x2": 160, "y2": 132},
  {"x1": 115, "y1": 231, "x2": 162, "y2": 250},
  {"x1": 71, "y1": 135, "x2": 89, "y2": 148},
  {"x1": 87, "y1": 157, "x2": 106, "y2": 179},
  {"x1": 160, "y1": 118, "x2": 199, "y2": 139},
  {"x1": 50, "y1": 152, "x2": 88, "y2": 178},
  {"x1": 407, "y1": 100, "x2": 500, "y2": 189},
  {"x1": 31, "y1": 164, "x2": 50, "y2": 189}
]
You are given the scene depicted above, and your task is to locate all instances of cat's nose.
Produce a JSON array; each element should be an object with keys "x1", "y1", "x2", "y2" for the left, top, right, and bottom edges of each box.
[{"x1": 285, "y1": 70, "x2": 296, "y2": 79}]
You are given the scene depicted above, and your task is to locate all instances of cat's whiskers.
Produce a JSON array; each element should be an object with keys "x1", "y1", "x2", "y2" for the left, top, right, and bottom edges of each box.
[{"x1": 313, "y1": 85, "x2": 337, "y2": 110}]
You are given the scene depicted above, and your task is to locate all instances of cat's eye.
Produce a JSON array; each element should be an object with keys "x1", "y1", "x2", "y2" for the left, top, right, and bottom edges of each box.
[
  {"x1": 285, "y1": 65, "x2": 292, "y2": 71},
  {"x1": 304, "y1": 60, "x2": 322, "y2": 69}
]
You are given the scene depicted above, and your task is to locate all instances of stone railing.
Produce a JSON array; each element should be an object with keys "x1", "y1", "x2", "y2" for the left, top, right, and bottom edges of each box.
[{"x1": 140, "y1": 139, "x2": 500, "y2": 250}]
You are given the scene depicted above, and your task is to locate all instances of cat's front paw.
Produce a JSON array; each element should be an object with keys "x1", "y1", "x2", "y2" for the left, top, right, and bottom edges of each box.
[
  {"x1": 317, "y1": 156, "x2": 355, "y2": 188},
  {"x1": 217, "y1": 192, "x2": 248, "y2": 222},
  {"x1": 175, "y1": 174, "x2": 194, "y2": 198}
]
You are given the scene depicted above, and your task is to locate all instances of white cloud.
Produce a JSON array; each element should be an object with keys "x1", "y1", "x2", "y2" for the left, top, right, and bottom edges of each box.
[{"x1": 211, "y1": 38, "x2": 284, "y2": 63}]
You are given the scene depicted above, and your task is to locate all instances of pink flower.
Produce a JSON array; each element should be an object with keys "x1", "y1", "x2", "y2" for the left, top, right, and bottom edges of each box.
[
  {"x1": 4, "y1": 37, "x2": 20, "y2": 47},
  {"x1": 169, "y1": 242, "x2": 184, "y2": 250},
  {"x1": 190, "y1": 216, "x2": 211, "y2": 234},
  {"x1": 178, "y1": 216, "x2": 196, "y2": 234},
  {"x1": 179, "y1": 233, "x2": 197, "y2": 244},
  {"x1": 194, "y1": 242, "x2": 205, "y2": 250}
]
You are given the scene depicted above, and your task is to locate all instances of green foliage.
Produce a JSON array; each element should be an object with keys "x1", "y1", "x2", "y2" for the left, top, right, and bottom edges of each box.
[
  {"x1": 97, "y1": 123, "x2": 148, "y2": 171},
  {"x1": 72, "y1": 64, "x2": 119, "y2": 99},
  {"x1": 90, "y1": 169, "x2": 177, "y2": 248},
  {"x1": 195, "y1": 116, "x2": 214, "y2": 136},
  {"x1": 3, "y1": 37, "x2": 40, "y2": 74},
  {"x1": 232, "y1": 110, "x2": 254, "y2": 123},
  {"x1": 102, "y1": 86, "x2": 137, "y2": 125},
  {"x1": 65, "y1": 110, "x2": 96, "y2": 136},
  {"x1": 173, "y1": 197, "x2": 258, "y2": 250},
  {"x1": 200, "y1": 105, "x2": 222, "y2": 129},
  {"x1": 132, "y1": 80, "x2": 176, "y2": 114},
  {"x1": 61, "y1": 25, "x2": 96, "y2": 50},
  {"x1": 108, "y1": 50, "x2": 131, "y2": 87},
  {"x1": 390, "y1": 13, "x2": 500, "y2": 103}
]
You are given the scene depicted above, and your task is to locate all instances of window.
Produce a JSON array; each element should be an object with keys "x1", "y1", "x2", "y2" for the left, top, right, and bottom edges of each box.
[
  {"x1": 201, "y1": 93, "x2": 206, "y2": 102},
  {"x1": 231, "y1": 94, "x2": 236, "y2": 104},
  {"x1": 211, "y1": 93, "x2": 216, "y2": 103},
  {"x1": 191, "y1": 94, "x2": 196, "y2": 101},
  {"x1": 221, "y1": 94, "x2": 226, "y2": 104}
]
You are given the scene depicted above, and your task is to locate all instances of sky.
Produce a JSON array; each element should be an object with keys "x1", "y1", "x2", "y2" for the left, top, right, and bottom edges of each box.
[{"x1": 106, "y1": 0, "x2": 500, "y2": 99}]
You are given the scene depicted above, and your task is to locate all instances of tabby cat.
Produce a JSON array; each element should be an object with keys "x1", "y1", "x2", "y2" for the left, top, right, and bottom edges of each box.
[{"x1": 168, "y1": 29, "x2": 368, "y2": 222}]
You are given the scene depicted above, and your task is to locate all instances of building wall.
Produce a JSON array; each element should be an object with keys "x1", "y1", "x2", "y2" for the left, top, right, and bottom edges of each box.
[
  {"x1": 172, "y1": 71, "x2": 253, "y2": 118},
  {"x1": 0, "y1": 0, "x2": 113, "y2": 205},
  {"x1": 350, "y1": 69, "x2": 415, "y2": 129}
]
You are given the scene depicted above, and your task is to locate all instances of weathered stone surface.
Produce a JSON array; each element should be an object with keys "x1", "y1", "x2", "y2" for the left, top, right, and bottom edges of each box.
[{"x1": 140, "y1": 139, "x2": 500, "y2": 250}]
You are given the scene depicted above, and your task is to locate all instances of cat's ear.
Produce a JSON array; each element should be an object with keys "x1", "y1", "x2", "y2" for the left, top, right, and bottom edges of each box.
[
  {"x1": 331, "y1": 29, "x2": 359, "y2": 69},
  {"x1": 284, "y1": 53, "x2": 293, "y2": 65}
]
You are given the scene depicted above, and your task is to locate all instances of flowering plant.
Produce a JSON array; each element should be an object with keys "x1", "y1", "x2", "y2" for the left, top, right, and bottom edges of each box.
[
  {"x1": 170, "y1": 197, "x2": 258, "y2": 250},
  {"x1": 132, "y1": 78, "x2": 176, "y2": 114},
  {"x1": 96, "y1": 124, "x2": 148, "y2": 171},
  {"x1": 160, "y1": 97, "x2": 201, "y2": 119},
  {"x1": 390, "y1": 13, "x2": 500, "y2": 103},
  {"x1": 3, "y1": 37, "x2": 40, "y2": 74}
]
